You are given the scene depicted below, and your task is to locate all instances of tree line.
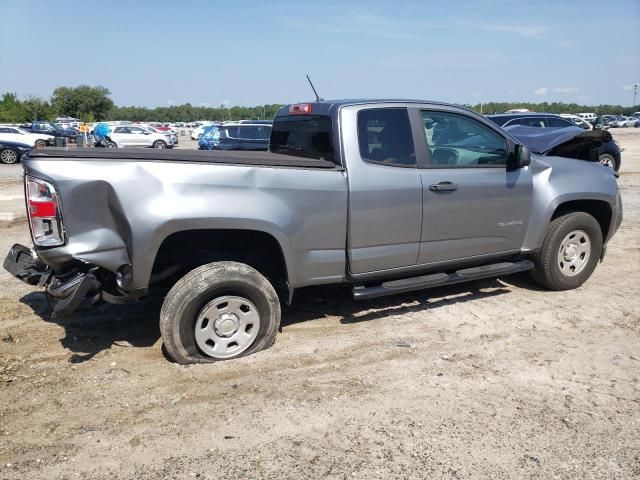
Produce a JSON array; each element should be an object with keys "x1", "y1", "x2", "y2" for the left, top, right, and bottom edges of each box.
[{"x1": 0, "y1": 85, "x2": 638, "y2": 124}]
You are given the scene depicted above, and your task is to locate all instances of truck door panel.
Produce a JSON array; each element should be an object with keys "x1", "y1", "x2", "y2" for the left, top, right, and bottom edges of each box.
[
  {"x1": 341, "y1": 106, "x2": 423, "y2": 274},
  {"x1": 416, "y1": 109, "x2": 532, "y2": 264}
]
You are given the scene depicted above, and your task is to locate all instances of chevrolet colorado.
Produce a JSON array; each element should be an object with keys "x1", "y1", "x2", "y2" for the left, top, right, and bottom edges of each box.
[{"x1": 4, "y1": 100, "x2": 622, "y2": 363}]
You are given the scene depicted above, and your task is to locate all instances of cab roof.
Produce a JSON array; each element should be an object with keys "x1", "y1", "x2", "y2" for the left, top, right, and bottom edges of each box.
[{"x1": 276, "y1": 99, "x2": 475, "y2": 117}]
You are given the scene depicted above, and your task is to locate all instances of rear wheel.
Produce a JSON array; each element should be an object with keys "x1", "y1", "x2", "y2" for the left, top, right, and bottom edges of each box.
[
  {"x1": 105, "y1": 141, "x2": 117, "y2": 148},
  {"x1": 152, "y1": 140, "x2": 167, "y2": 149},
  {"x1": 0, "y1": 148, "x2": 19, "y2": 164},
  {"x1": 530, "y1": 212, "x2": 603, "y2": 290},
  {"x1": 160, "y1": 261, "x2": 281, "y2": 364}
]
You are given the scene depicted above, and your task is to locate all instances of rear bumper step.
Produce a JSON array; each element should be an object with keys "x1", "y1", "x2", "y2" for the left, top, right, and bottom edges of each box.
[{"x1": 353, "y1": 260, "x2": 534, "y2": 300}]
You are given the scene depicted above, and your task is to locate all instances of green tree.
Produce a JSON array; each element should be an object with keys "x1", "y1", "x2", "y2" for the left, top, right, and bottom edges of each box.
[
  {"x1": 51, "y1": 85, "x2": 114, "y2": 121},
  {"x1": 22, "y1": 96, "x2": 51, "y2": 122},
  {"x1": 0, "y1": 93, "x2": 27, "y2": 123}
]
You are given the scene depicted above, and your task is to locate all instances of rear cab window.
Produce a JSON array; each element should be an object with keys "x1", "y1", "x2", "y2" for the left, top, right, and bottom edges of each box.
[{"x1": 270, "y1": 115, "x2": 335, "y2": 164}]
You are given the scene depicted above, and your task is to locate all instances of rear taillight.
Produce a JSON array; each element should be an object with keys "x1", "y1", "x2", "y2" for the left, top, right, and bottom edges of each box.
[{"x1": 25, "y1": 176, "x2": 65, "y2": 247}]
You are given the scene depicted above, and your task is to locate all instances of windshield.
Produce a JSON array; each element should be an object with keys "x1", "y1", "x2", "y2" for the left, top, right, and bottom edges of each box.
[{"x1": 270, "y1": 115, "x2": 334, "y2": 163}]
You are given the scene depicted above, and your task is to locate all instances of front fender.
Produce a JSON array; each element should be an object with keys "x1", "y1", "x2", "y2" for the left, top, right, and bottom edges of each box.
[{"x1": 521, "y1": 155, "x2": 619, "y2": 251}]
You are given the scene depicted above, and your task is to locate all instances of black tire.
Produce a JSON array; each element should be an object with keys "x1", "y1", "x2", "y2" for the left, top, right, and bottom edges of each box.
[
  {"x1": 599, "y1": 153, "x2": 619, "y2": 172},
  {"x1": 105, "y1": 141, "x2": 117, "y2": 148},
  {"x1": 34, "y1": 139, "x2": 46, "y2": 149},
  {"x1": 160, "y1": 261, "x2": 281, "y2": 364},
  {"x1": 530, "y1": 212, "x2": 603, "y2": 291},
  {"x1": 0, "y1": 148, "x2": 19, "y2": 164},
  {"x1": 152, "y1": 140, "x2": 167, "y2": 149}
]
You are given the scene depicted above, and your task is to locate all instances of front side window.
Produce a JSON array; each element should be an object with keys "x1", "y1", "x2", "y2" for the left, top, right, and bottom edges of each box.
[
  {"x1": 422, "y1": 111, "x2": 507, "y2": 167},
  {"x1": 114, "y1": 127, "x2": 130, "y2": 134},
  {"x1": 357, "y1": 108, "x2": 415, "y2": 167}
]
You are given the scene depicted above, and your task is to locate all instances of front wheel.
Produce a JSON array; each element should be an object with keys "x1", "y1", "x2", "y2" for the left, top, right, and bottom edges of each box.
[
  {"x1": 599, "y1": 153, "x2": 619, "y2": 171},
  {"x1": 160, "y1": 262, "x2": 281, "y2": 364},
  {"x1": 152, "y1": 140, "x2": 167, "y2": 149},
  {"x1": 530, "y1": 212, "x2": 603, "y2": 291},
  {"x1": 0, "y1": 148, "x2": 19, "y2": 164},
  {"x1": 34, "y1": 139, "x2": 47, "y2": 149}
]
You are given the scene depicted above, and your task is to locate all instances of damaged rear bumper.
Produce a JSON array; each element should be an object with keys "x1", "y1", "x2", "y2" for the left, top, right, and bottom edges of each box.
[{"x1": 4, "y1": 243, "x2": 104, "y2": 317}]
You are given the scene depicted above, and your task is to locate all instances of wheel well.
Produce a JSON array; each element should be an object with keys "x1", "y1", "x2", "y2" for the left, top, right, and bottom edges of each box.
[
  {"x1": 151, "y1": 229, "x2": 288, "y2": 296},
  {"x1": 552, "y1": 200, "x2": 612, "y2": 240}
]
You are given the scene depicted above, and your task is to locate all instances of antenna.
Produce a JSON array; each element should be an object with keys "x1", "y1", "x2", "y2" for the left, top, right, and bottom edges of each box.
[{"x1": 306, "y1": 74, "x2": 323, "y2": 102}]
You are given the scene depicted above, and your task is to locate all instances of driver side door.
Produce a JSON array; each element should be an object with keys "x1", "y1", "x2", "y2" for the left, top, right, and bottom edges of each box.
[{"x1": 416, "y1": 109, "x2": 532, "y2": 265}]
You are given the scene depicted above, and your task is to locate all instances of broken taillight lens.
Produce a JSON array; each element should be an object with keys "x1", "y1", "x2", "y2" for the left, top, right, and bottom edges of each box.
[{"x1": 25, "y1": 175, "x2": 65, "y2": 247}]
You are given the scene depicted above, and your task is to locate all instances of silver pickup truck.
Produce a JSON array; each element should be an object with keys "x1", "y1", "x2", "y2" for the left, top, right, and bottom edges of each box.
[{"x1": 4, "y1": 100, "x2": 622, "y2": 363}]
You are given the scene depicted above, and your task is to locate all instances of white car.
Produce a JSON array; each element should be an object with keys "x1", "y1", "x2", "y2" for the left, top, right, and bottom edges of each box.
[
  {"x1": 191, "y1": 124, "x2": 211, "y2": 140},
  {"x1": 107, "y1": 125, "x2": 173, "y2": 148},
  {"x1": 559, "y1": 114, "x2": 593, "y2": 130},
  {"x1": 137, "y1": 124, "x2": 178, "y2": 146},
  {"x1": 0, "y1": 126, "x2": 54, "y2": 147}
]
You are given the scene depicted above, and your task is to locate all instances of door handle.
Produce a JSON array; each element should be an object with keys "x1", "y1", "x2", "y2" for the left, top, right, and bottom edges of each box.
[{"x1": 429, "y1": 182, "x2": 458, "y2": 192}]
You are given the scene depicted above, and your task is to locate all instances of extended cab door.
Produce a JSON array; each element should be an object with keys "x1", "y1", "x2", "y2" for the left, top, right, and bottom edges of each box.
[
  {"x1": 416, "y1": 108, "x2": 532, "y2": 264},
  {"x1": 341, "y1": 106, "x2": 424, "y2": 274}
]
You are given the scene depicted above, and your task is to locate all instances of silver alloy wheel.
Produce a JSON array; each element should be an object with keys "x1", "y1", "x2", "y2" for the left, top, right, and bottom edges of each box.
[
  {"x1": 154, "y1": 141, "x2": 167, "y2": 149},
  {"x1": 195, "y1": 295, "x2": 260, "y2": 359},
  {"x1": 0, "y1": 149, "x2": 18, "y2": 164},
  {"x1": 557, "y1": 229, "x2": 591, "y2": 277},
  {"x1": 599, "y1": 156, "x2": 615, "y2": 169}
]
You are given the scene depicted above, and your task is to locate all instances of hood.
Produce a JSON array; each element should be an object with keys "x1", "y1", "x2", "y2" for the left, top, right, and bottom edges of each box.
[{"x1": 505, "y1": 125, "x2": 613, "y2": 160}]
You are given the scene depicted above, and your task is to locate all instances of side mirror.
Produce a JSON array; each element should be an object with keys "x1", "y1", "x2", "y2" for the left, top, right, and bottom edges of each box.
[
  {"x1": 516, "y1": 144, "x2": 531, "y2": 168},
  {"x1": 509, "y1": 144, "x2": 531, "y2": 170}
]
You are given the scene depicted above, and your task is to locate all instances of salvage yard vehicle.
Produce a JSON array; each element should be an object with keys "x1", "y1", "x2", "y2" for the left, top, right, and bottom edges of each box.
[
  {"x1": 486, "y1": 113, "x2": 577, "y2": 129},
  {"x1": 506, "y1": 125, "x2": 622, "y2": 171},
  {"x1": 0, "y1": 125, "x2": 53, "y2": 148},
  {"x1": 107, "y1": 125, "x2": 173, "y2": 148},
  {"x1": 0, "y1": 140, "x2": 31, "y2": 164},
  {"x1": 4, "y1": 100, "x2": 622, "y2": 363},
  {"x1": 198, "y1": 123, "x2": 271, "y2": 151}
]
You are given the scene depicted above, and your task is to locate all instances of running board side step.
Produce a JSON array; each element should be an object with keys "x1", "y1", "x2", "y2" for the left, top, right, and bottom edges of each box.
[{"x1": 352, "y1": 260, "x2": 534, "y2": 300}]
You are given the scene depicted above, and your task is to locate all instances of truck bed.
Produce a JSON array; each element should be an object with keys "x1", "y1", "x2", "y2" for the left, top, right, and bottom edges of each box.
[{"x1": 28, "y1": 148, "x2": 339, "y2": 169}]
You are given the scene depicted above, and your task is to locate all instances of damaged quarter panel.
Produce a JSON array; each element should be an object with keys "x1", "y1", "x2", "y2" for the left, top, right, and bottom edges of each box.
[
  {"x1": 521, "y1": 154, "x2": 620, "y2": 252},
  {"x1": 22, "y1": 158, "x2": 349, "y2": 292}
]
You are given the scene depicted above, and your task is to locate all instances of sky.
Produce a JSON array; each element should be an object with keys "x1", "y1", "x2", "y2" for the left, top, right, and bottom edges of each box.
[{"x1": 1, "y1": 0, "x2": 639, "y2": 108}]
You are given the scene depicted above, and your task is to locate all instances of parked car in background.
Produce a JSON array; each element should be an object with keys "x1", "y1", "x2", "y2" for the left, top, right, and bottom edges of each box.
[
  {"x1": 22, "y1": 121, "x2": 79, "y2": 143},
  {"x1": 608, "y1": 116, "x2": 632, "y2": 128},
  {"x1": 237, "y1": 120, "x2": 273, "y2": 125},
  {"x1": 486, "y1": 113, "x2": 576, "y2": 129},
  {"x1": 191, "y1": 124, "x2": 215, "y2": 140},
  {"x1": 198, "y1": 123, "x2": 271, "y2": 151},
  {"x1": 139, "y1": 124, "x2": 178, "y2": 145},
  {"x1": 108, "y1": 125, "x2": 173, "y2": 148},
  {"x1": 0, "y1": 126, "x2": 53, "y2": 148},
  {"x1": 506, "y1": 125, "x2": 622, "y2": 171},
  {"x1": 577, "y1": 113, "x2": 597, "y2": 122},
  {"x1": 0, "y1": 140, "x2": 31, "y2": 164},
  {"x1": 559, "y1": 114, "x2": 593, "y2": 130}
]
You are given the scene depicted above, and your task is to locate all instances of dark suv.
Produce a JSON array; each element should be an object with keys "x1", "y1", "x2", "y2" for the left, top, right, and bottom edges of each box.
[
  {"x1": 487, "y1": 113, "x2": 621, "y2": 171},
  {"x1": 198, "y1": 123, "x2": 272, "y2": 151},
  {"x1": 485, "y1": 113, "x2": 577, "y2": 129}
]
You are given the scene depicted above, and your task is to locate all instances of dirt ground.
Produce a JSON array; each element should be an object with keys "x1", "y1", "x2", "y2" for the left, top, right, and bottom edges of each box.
[{"x1": 0, "y1": 131, "x2": 639, "y2": 479}]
